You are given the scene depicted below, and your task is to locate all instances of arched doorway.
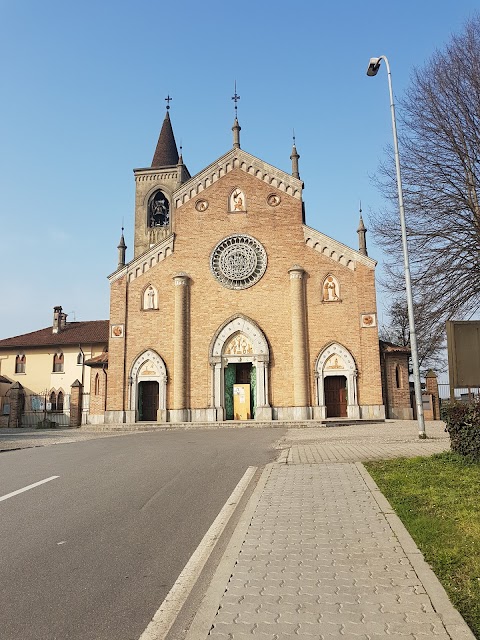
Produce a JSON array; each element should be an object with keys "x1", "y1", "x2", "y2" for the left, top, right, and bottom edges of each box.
[
  {"x1": 315, "y1": 343, "x2": 360, "y2": 419},
  {"x1": 210, "y1": 316, "x2": 271, "y2": 421},
  {"x1": 130, "y1": 350, "x2": 167, "y2": 422}
]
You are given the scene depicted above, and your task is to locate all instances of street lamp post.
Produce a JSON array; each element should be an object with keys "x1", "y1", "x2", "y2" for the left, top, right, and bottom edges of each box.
[{"x1": 366, "y1": 55, "x2": 426, "y2": 439}]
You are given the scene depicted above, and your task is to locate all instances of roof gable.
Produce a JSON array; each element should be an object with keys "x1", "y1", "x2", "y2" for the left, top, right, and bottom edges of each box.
[
  {"x1": 173, "y1": 148, "x2": 303, "y2": 208},
  {"x1": 303, "y1": 225, "x2": 377, "y2": 271}
]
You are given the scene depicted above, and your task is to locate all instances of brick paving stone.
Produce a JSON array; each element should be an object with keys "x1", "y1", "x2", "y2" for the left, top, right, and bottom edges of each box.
[{"x1": 205, "y1": 464, "x2": 455, "y2": 639}]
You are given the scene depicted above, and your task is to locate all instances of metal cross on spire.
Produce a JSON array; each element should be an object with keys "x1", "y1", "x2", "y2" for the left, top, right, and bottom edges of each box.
[
  {"x1": 232, "y1": 82, "x2": 240, "y2": 116},
  {"x1": 165, "y1": 94, "x2": 172, "y2": 110}
]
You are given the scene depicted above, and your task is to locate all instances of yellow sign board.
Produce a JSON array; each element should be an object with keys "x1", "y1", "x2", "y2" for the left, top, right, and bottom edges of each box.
[{"x1": 233, "y1": 384, "x2": 251, "y2": 420}]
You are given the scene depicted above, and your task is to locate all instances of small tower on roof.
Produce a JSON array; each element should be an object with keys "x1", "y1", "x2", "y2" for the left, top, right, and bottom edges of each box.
[
  {"x1": 231, "y1": 82, "x2": 241, "y2": 149},
  {"x1": 117, "y1": 227, "x2": 126, "y2": 270},
  {"x1": 357, "y1": 203, "x2": 368, "y2": 256},
  {"x1": 290, "y1": 131, "x2": 300, "y2": 179}
]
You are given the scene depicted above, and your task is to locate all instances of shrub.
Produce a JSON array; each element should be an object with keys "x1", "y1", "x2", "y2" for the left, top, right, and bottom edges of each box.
[{"x1": 442, "y1": 400, "x2": 480, "y2": 462}]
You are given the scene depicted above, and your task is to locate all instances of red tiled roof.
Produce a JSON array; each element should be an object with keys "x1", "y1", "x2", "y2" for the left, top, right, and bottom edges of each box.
[
  {"x1": 379, "y1": 340, "x2": 411, "y2": 354},
  {"x1": 0, "y1": 320, "x2": 109, "y2": 349},
  {"x1": 84, "y1": 352, "x2": 109, "y2": 366}
]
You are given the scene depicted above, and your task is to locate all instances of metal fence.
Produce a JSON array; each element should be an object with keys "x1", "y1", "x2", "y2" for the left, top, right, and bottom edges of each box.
[
  {"x1": 1, "y1": 393, "x2": 71, "y2": 427},
  {"x1": 438, "y1": 384, "x2": 480, "y2": 401}
]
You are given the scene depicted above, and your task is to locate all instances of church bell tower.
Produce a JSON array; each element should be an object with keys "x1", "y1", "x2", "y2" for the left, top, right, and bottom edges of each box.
[{"x1": 133, "y1": 100, "x2": 190, "y2": 258}]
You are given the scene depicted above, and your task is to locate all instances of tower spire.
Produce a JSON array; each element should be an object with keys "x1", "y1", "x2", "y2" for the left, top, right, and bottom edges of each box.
[
  {"x1": 117, "y1": 225, "x2": 127, "y2": 270},
  {"x1": 357, "y1": 202, "x2": 368, "y2": 256},
  {"x1": 231, "y1": 82, "x2": 241, "y2": 149},
  {"x1": 151, "y1": 97, "x2": 179, "y2": 167},
  {"x1": 290, "y1": 130, "x2": 300, "y2": 179}
]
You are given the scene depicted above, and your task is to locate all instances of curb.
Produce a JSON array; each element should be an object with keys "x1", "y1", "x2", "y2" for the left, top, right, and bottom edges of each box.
[
  {"x1": 356, "y1": 462, "x2": 476, "y2": 640},
  {"x1": 184, "y1": 464, "x2": 274, "y2": 640}
]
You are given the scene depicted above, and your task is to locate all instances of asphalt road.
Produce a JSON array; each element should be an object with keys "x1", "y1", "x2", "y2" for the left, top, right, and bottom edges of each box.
[{"x1": 0, "y1": 428, "x2": 285, "y2": 640}]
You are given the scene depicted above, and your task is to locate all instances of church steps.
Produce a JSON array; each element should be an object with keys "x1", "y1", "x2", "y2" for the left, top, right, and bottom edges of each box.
[{"x1": 81, "y1": 419, "x2": 385, "y2": 432}]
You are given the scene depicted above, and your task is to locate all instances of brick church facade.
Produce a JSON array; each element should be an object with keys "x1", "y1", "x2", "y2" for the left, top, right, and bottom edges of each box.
[{"x1": 90, "y1": 107, "x2": 389, "y2": 424}]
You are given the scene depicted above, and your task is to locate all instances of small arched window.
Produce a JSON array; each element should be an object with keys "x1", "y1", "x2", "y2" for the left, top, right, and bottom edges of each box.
[
  {"x1": 15, "y1": 354, "x2": 26, "y2": 374},
  {"x1": 77, "y1": 352, "x2": 84, "y2": 365},
  {"x1": 94, "y1": 373, "x2": 100, "y2": 395},
  {"x1": 49, "y1": 391, "x2": 57, "y2": 412},
  {"x1": 395, "y1": 364, "x2": 401, "y2": 389},
  {"x1": 53, "y1": 352, "x2": 64, "y2": 373},
  {"x1": 57, "y1": 391, "x2": 64, "y2": 412}
]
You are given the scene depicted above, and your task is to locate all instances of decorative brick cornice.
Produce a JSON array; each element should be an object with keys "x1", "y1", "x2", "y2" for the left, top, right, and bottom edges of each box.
[
  {"x1": 108, "y1": 234, "x2": 175, "y2": 284},
  {"x1": 173, "y1": 148, "x2": 303, "y2": 208},
  {"x1": 303, "y1": 225, "x2": 377, "y2": 271},
  {"x1": 134, "y1": 168, "x2": 180, "y2": 183}
]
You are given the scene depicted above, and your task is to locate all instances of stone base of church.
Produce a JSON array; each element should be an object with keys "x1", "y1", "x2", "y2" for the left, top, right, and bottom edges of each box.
[
  {"x1": 169, "y1": 409, "x2": 191, "y2": 423},
  {"x1": 255, "y1": 406, "x2": 273, "y2": 421},
  {"x1": 273, "y1": 406, "x2": 313, "y2": 421},
  {"x1": 387, "y1": 406, "x2": 413, "y2": 420},
  {"x1": 105, "y1": 410, "x2": 128, "y2": 424},
  {"x1": 359, "y1": 405, "x2": 386, "y2": 420},
  {"x1": 190, "y1": 407, "x2": 221, "y2": 422}
]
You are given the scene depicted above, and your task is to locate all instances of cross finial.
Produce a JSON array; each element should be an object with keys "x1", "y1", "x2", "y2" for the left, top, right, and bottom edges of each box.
[
  {"x1": 165, "y1": 94, "x2": 172, "y2": 110},
  {"x1": 232, "y1": 81, "x2": 240, "y2": 116}
]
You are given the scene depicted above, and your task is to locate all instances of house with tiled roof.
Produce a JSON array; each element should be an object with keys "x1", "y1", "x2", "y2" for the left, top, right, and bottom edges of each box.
[{"x1": 0, "y1": 306, "x2": 108, "y2": 423}]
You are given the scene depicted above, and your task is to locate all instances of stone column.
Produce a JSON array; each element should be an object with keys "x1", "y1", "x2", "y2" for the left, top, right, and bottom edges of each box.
[
  {"x1": 171, "y1": 273, "x2": 190, "y2": 422},
  {"x1": 289, "y1": 265, "x2": 310, "y2": 419},
  {"x1": 70, "y1": 379, "x2": 83, "y2": 427},
  {"x1": 8, "y1": 382, "x2": 24, "y2": 428}
]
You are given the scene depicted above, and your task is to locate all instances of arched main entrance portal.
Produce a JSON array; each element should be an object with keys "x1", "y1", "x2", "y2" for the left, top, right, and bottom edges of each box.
[
  {"x1": 315, "y1": 343, "x2": 360, "y2": 419},
  {"x1": 210, "y1": 316, "x2": 272, "y2": 421},
  {"x1": 129, "y1": 349, "x2": 167, "y2": 422}
]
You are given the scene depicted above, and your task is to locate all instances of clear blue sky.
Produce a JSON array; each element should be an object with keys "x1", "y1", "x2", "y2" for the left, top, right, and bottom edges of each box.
[{"x1": 0, "y1": 0, "x2": 477, "y2": 338}]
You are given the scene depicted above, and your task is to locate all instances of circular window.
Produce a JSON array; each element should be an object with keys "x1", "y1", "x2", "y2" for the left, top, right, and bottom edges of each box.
[{"x1": 210, "y1": 234, "x2": 267, "y2": 290}]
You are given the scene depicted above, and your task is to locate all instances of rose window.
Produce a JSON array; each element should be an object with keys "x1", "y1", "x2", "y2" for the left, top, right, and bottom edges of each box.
[{"x1": 210, "y1": 234, "x2": 267, "y2": 289}]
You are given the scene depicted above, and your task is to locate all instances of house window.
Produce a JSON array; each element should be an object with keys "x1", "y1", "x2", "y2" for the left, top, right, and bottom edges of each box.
[
  {"x1": 15, "y1": 354, "x2": 26, "y2": 374},
  {"x1": 94, "y1": 373, "x2": 100, "y2": 395},
  {"x1": 49, "y1": 391, "x2": 57, "y2": 411},
  {"x1": 77, "y1": 352, "x2": 84, "y2": 365},
  {"x1": 57, "y1": 391, "x2": 64, "y2": 412},
  {"x1": 53, "y1": 353, "x2": 64, "y2": 373}
]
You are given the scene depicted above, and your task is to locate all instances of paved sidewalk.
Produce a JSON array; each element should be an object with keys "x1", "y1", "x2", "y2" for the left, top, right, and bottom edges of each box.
[{"x1": 185, "y1": 427, "x2": 474, "y2": 639}]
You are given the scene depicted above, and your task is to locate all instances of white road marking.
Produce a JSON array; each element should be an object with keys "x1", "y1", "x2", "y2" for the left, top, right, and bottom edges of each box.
[
  {"x1": 138, "y1": 466, "x2": 257, "y2": 640},
  {"x1": 0, "y1": 476, "x2": 59, "y2": 502}
]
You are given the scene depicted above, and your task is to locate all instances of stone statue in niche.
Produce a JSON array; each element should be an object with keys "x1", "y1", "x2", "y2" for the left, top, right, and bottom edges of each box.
[
  {"x1": 143, "y1": 285, "x2": 158, "y2": 310},
  {"x1": 323, "y1": 276, "x2": 339, "y2": 301},
  {"x1": 230, "y1": 189, "x2": 246, "y2": 212},
  {"x1": 149, "y1": 191, "x2": 170, "y2": 227}
]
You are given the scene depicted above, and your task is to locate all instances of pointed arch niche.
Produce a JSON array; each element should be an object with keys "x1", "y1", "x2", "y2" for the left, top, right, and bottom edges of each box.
[
  {"x1": 228, "y1": 187, "x2": 247, "y2": 213},
  {"x1": 210, "y1": 316, "x2": 271, "y2": 420},
  {"x1": 315, "y1": 343, "x2": 360, "y2": 419},
  {"x1": 129, "y1": 349, "x2": 167, "y2": 422},
  {"x1": 142, "y1": 283, "x2": 158, "y2": 310}
]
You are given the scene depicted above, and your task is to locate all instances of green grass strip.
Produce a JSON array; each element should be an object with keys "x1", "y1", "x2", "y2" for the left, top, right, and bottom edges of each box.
[{"x1": 365, "y1": 452, "x2": 480, "y2": 638}]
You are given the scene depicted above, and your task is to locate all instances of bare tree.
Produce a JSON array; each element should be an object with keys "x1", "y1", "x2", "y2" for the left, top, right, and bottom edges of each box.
[
  {"x1": 379, "y1": 297, "x2": 446, "y2": 373},
  {"x1": 371, "y1": 16, "x2": 480, "y2": 358}
]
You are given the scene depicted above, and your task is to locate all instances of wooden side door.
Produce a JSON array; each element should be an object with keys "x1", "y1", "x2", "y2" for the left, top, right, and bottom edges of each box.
[
  {"x1": 324, "y1": 376, "x2": 347, "y2": 417},
  {"x1": 139, "y1": 381, "x2": 159, "y2": 421}
]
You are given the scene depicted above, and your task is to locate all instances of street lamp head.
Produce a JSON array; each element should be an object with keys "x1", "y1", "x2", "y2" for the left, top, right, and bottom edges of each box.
[{"x1": 366, "y1": 57, "x2": 382, "y2": 76}]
